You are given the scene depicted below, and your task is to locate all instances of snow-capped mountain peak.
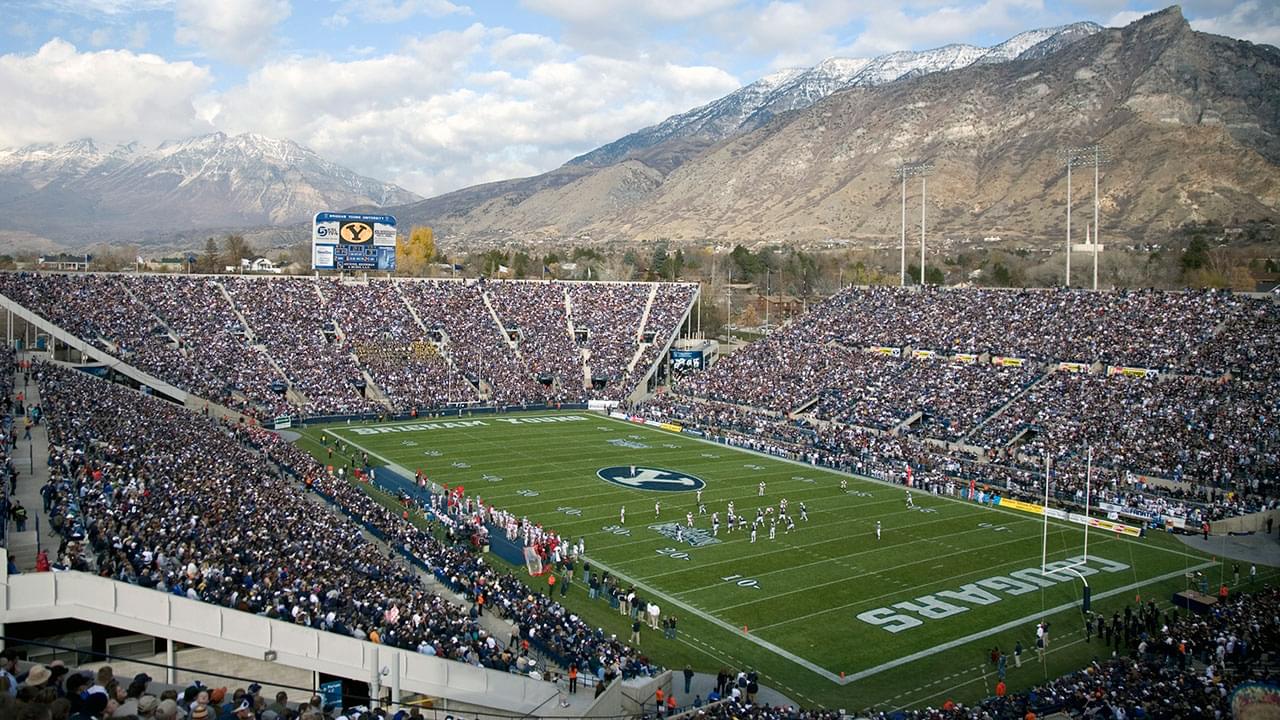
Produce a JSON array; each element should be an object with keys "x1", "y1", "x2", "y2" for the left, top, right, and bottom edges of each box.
[
  {"x1": 568, "y1": 19, "x2": 1102, "y2": 169},
  {"x1": 0, "y1": 132, "x2": 421, "y2": 241}
]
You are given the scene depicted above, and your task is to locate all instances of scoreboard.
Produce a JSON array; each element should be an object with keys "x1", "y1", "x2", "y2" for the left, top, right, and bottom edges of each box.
[{"x1": 312, "y1": 212, "x2": 397, "y2": 271}]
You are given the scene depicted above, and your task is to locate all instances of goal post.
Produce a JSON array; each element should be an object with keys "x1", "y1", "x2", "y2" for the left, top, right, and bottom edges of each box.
[{"x1": 1040, "y1": 447, "x2": 1093, "y2": 587}]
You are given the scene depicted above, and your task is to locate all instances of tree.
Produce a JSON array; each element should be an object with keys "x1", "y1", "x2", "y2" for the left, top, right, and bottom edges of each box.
[
  {"x1": 397, "y1": 226, "x2": 435, "y2": 276},
  {"x1": 1181, "y1": 238, "x2": 1209, "y2": 273},
  {"x1": 199, "y1": 237, "x2": 221, "y2": 273},
  {"x1": 729, "y1": 245, "x2": 764, "y2": 282},
  {"x1": 224, "y1": 234, "x2": 255, "y2": 269},
  {"x1": 480, "y1": 249, "x2": 509, "y2": 275},
  {"x1": 512, "y1": 251, "x2": 532, "y2": 278}
]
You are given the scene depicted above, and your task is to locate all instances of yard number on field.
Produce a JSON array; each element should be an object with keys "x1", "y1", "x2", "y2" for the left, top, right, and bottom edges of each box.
[{"x1": 722, "y1": 574, "x2": 761, "y2": 590}]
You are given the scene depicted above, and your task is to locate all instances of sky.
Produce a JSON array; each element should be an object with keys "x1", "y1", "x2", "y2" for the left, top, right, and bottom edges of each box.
[{"x1": 1, "y1": 0, "x2": 1276, "y2": 200}]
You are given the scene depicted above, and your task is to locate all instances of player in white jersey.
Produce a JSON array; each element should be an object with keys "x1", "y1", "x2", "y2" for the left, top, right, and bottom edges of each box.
[
  {"x1": 696, "y1": 489, "x2": 702, "y2": 504},
  {"x1": 758, "y1": 481, "x2": 766, "y2": 496},
  {"x1": 799, "y1": 502, "x2": 808, "y2": 522},
  {"x1": 620, "y1": 505, "x2": 626, "y2": 524},
  {"x1": 711, "y1": 512, "x2": 721, "y2": 536},
  {"x1": 750, "y1": 526, "x2": 758, "y2": 543},
  {"x1": 686, "y1": 511, "x2": 695, "y2": 528},
  {"x1": 876, "y1": 520, "x2": 882, "y2": 540},
  {"x1": 769, "y1": 521, "x2": 777, "y2": 541},
  {"x1": 655, "y1": 500, "x2": 661, "y2": 517},
  {"x1": 840, "y1": 478, "x2": 848, "y2": 490},
  {"x1": 906, "y1": 490, "x2": 914, "y2": 508}
]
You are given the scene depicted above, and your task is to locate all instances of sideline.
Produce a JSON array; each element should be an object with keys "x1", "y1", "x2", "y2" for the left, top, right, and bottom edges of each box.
[{"x1": 317, "y1": 421, "x2": 1218, "y2": 687}]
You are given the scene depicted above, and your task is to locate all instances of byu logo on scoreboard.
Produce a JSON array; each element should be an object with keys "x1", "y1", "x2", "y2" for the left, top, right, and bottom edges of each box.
[{"x1": 597, "y1": 466, "x2": 705, "y2": 492}]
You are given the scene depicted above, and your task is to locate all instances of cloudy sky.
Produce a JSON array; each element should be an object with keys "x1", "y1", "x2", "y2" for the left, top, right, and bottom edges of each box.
[{"x1": 2, "y1": 0, "x2": 1276, "y2": 199}]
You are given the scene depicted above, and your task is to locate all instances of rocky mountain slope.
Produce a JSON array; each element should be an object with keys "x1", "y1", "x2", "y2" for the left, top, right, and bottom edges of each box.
[
  {"x1": 389, "y1": 7, "x2": 1278, "y2": 246},
  {"x1": 0, "y1": 132, "x2": 420, "y2": 245}
]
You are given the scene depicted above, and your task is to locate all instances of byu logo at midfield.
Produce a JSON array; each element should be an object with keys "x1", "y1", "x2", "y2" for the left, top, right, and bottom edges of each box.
[{"x1": 597, "y1": 466, "x2": 706, "y2": 492}]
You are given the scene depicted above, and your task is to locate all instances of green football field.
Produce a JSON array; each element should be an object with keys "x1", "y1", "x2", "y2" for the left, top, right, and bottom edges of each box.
[{"x1": 295, "y1": 410, "x2": 1266, "y2": 712}]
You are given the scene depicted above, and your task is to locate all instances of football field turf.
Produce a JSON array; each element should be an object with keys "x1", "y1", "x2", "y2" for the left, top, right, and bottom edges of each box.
[{"x1": 297, "y1": 411, "x2": 1255, "y2": 711}]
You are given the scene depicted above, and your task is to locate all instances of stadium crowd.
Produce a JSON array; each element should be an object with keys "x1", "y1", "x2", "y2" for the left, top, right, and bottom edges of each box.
[
  {"x1": 322, "y1": 280, "x2": 478, "y2": 410},
  {"x1": 786, "y1": 285, "x2": 1270, "y2": 376},
  {"x1": 32, "y1": 360, "x2": 658, "y2": 689},
  {"x1": 568, "y1": 283, "x2": 649, "y2": 396},
  {"x1": 0, "y1": 274, "x2": 695, "y2": 417}
]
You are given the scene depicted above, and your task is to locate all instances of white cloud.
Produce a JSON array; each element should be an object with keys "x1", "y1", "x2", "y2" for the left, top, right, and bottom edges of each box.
[
  {"x1": 714, "y1": 0, "x2": 861, "y2": 68},
  {"x1": 174, "y1": 0, "x2": 291, "y2": 65},
  {"x1": 7, "y1": 21, "x2": 37, "y2": 38},
  {"x1": 1105, "y1": 9, "x2": 1152, "y2": 27},
  {"x1": 127, "y1": 20, "x2": 149, "y2": 48},
  {"x1": 1189, "y1": 0, "x2": 1280, "y2": 47},
  {"x1": 207, "y1": 28, "x2": 738, "y2": 196},
  {"x1": 88, "y1": 27, "x2": 113, "y2": 46},
  {"x1": 35, "y1": 0, "x2": 172, "y2": 15},
  {"x1": 0, "y1": 39, "x2": 214, "y2": 148},
  {"x1": 843, "y1": 0, "x2": 1045, "y2": 57},
  {"x1": 490, "y1": 32, "x2": 566, "y2": 67},
  {"x1": 336, "y1": 0, "x2": 471, "y2": 22}
]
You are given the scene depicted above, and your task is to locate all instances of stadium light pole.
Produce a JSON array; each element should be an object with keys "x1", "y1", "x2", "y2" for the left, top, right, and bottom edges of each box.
[
  {"x1": 1059, "y1": 145, "x2": 1109, "y2": 289},
  {"x1": 893, "y1": 161, "x2": 934, "y2": 286},
  {"x1": 1089, "y1": 146, "x2": 1110, "y2": 291}
]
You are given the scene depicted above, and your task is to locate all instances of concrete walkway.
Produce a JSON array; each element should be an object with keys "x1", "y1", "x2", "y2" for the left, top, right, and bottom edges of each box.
[
  {"x1": 5, "y1": 351, "x2": 53, "y2": 571},
  {"x1": 1177, "y1": 530, "x2": 1280, "y2": 569}
]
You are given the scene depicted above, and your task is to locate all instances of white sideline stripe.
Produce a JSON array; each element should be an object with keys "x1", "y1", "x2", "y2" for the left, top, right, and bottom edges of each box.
[
  {"x1": 325, "y1": 422, "x2": 1219, "y2": 688},
  {"x1": 596, "y1": 414, "x2": 1210, "y2": 563},
  {"x1": 329, "y1": 427, "x2": 845, "y2": 682},
  {"x1": 581, "y1": 554, "x2": 846, "y2": 684},
  {"x1": 840, "y1": 560, "x2": 1217, "y2": 684}
]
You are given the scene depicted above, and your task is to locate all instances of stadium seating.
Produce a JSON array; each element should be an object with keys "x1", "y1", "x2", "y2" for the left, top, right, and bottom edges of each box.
[
  {"x1": 647, "y1": 284, "x2": 1278, "y2": 521},
  {"x1": 34, "y1": 362, "x2": 659, "y2": 685},
  {"x1": 0, "y1": 274, "x2": 697, "y2": 416},
  {"x1": 4, "y1": 273, "x2": 1279, "y2": 720}
]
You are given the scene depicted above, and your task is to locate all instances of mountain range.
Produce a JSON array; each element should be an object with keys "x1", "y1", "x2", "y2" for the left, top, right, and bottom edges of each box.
[
  {"x1": 2, "y1": 6, "x2": 1277, "y2": 251},
  {"x1": 0, "y1": 132, "x2": 420, "y2": 247},
  {"x1": 386, "y1": 6, "x2": 1279, "y2": 247}
]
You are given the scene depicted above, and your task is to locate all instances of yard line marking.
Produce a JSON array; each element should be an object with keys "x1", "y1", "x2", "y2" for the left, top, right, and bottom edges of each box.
[
  {"x1": 324, "y1": 421, "x2": 1221, "y2": 689},
  {"x1": 583, "y1": 553, "x2": 847, "y2": 684},
  {"x1": 595, "y1": 414, "x2": 1210, "y2": 563},
  {"x1": 839, "y1": 560, "x2": 1216, "y2": 685},
  {"x1": 703, "y1": 529, "x2": 1080, "y2": 612}
]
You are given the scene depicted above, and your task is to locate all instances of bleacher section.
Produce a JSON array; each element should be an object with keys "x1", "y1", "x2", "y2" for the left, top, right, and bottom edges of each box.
[
  {"x1": 0, "y1": 274, "x2": 698, "y2": 417},
  {"x1": 649, "y1": 284, "x2": 1278, "y2": 524}
]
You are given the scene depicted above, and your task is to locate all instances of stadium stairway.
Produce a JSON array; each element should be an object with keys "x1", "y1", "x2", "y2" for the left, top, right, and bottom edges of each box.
[
  {"x1": 394, "y1": 282, "x2": 431, "y2": 336},
  {"x1": 5, "y1": 353, "x2": 53, "y2": 572},
  {"x1": 961, "y1": 366, "x2": 1055, "y2": 444},
  {"x1": 216, "y1": 281, "x2": 261, "y2": 343},
  {"x1": 121, "y1": 281, "x2": 184, "y2": 349},
  {"x1": 479, "y1": 289, "x2": 520, "y2": 357}
]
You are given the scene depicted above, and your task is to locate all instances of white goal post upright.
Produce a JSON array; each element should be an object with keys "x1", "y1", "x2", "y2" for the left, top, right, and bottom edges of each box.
[{"x1": 1041, "y1": 446, "x2": 1092, "y2": 588}]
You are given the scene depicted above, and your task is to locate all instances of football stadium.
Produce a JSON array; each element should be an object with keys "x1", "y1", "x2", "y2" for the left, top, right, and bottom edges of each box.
[
  {"x1": 0, "y1": 273, "x2": 1277, "y2": 720},
  {"x1": 1, "y1": 3, "x2": 1279, "y2": 719}
]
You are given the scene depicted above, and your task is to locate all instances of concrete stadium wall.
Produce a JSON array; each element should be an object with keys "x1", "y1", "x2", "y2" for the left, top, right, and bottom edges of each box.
[
  {"x1": 1211, "y1": 508, "x2": 1279, "y2": 535},
  {"x1": 0, "y1": 551, "x2": 557, "y2": 715}
]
